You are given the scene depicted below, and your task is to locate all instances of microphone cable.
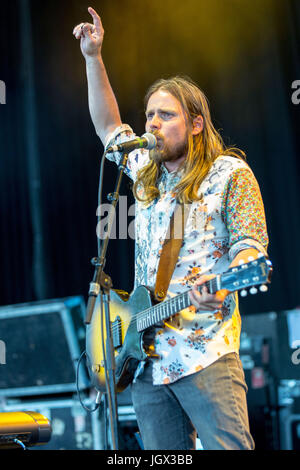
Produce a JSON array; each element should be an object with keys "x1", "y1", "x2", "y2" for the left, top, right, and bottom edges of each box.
[{"x1": 76, "y1": 349, "x2": 103, "y2": 413}]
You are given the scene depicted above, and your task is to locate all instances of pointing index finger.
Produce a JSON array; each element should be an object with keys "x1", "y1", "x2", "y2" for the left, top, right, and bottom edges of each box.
[{"x1": 88, "y1": 6, "x2": 103, "y2": 33}]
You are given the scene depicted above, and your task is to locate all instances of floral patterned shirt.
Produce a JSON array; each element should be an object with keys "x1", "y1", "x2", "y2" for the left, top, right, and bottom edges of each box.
[{"x1": 105, "y1": 124, "x2": 269, "y2": 385}]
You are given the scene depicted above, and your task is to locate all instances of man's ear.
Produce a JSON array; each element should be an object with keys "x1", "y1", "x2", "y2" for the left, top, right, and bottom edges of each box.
[{"x1": 192, "y1": 115, "x2": 203, "y2": 135}]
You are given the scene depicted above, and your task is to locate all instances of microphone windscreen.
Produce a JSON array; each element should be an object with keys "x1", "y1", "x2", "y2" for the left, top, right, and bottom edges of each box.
[{"x1": 142, "y1": 133, "x2": 157, "y2": 150}]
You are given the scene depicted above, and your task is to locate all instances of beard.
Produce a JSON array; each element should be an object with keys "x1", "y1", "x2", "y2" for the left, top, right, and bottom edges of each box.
[{"x1": 149, "y1": 133, "x2": 189, "y2": 165}]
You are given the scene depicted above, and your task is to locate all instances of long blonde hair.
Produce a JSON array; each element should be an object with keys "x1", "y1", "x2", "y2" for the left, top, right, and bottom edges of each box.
[{"x1": 133, "y1": 76, "x2": 245, "y2": 204}]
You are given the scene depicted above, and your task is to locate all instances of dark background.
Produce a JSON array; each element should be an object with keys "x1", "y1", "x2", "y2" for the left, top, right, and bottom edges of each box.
[{"x1": 0, "y1": 0, "x2": 299, "y2": 316}]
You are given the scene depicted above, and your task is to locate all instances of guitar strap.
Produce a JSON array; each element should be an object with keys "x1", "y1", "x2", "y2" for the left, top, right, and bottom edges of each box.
[{"x1": 154, "y1": 202, "x2": 191, "y2": 302}]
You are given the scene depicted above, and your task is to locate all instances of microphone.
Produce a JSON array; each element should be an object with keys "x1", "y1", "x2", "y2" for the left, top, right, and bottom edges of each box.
[{"x1": 106, "y1": 133, "x2": 157, "y2": 153}]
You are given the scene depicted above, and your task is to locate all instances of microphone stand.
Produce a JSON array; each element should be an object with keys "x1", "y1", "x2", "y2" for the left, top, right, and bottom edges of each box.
[{"x1": 85, "y1": 151, "x2": 129, "y2": 451}]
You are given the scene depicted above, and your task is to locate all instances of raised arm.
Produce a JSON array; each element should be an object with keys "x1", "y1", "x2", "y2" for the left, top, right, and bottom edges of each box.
[{"x1": 73, "y1": 7, "x2": 122, "y2": 145}]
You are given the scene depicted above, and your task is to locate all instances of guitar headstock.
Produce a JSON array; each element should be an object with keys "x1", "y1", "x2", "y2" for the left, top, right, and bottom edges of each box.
[{"x1": 221, "y1": 254, "x2": 273, "y2": 297}]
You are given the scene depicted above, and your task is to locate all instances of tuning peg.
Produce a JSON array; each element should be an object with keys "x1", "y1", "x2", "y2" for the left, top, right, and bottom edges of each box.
[
  {"x1": 240, "y1": 289, "x2": 248, "y2": 297},
  {"x1": 249, "y1": 287, "x2": 258, "y2": 295},
  {"x1": 259, "y1": 284, "x2": 268, "y2": 292},
  {"x1": 239, "y1": 259, "x2": 248, "y2": 269}
]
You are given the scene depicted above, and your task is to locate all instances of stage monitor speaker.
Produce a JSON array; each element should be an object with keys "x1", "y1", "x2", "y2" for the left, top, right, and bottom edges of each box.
[{"x1": 0, "y1": 297, "x2": 89, "y2": 397}]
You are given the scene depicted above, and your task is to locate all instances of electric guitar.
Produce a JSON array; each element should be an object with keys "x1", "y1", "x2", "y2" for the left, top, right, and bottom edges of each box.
[{"x1": 85, "y1": 255, "x2": 272, "y2": 393}]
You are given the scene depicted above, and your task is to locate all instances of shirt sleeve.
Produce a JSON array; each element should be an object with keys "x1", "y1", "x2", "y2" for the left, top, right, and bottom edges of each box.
[
  {"x1": 221, "y1": 167, "x2": 269, "y2": 260},
  {"x1": 104, "y1": 124, "x2": 150, "y2": 181}
]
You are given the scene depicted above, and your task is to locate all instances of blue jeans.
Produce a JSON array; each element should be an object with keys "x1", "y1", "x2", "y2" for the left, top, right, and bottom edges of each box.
[{"x1": 131, "y1": 352, "x2": 254, "y2": 450}]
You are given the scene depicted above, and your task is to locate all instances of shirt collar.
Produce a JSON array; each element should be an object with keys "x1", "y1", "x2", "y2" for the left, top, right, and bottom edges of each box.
[{"x1": 161, "y1": 163, "x2": 184, "y2": 179}]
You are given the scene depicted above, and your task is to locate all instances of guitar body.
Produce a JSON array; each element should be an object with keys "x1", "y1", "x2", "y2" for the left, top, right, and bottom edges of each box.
[{"x1": 86, "y1": 286, "x2": 154, "y2": 393}]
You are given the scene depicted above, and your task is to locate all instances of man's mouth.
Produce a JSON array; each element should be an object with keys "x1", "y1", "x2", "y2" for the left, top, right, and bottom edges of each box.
[{"x1": 152, "y1": 133, "x2": 164, "y2": 149}]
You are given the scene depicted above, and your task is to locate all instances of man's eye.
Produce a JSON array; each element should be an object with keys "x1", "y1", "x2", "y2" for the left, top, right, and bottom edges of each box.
[{"x1": 161, "y1": 112, "x2": 173, "y2": 118}]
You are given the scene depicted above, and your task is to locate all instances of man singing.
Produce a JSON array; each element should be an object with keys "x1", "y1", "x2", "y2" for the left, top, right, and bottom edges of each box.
[{"x1": 73, "y1": 7, "x2": 268, "y2": 450}]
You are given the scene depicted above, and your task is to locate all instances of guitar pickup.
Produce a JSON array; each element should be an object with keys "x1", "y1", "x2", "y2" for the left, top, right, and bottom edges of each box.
[{"x1": 112, "y1": 316, "x2": 122, "y2": 349}]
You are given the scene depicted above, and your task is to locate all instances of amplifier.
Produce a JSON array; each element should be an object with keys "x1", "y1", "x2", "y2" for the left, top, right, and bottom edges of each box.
[
  {"x1": 241, "y1": 309, "x2": 300, "y2": 380},
  {"x1": 241, "y1": 310, "x2": 300, "y2": 449},
  {"x1": 0, "y1": 297, "x2": 89, "y2": 397}
]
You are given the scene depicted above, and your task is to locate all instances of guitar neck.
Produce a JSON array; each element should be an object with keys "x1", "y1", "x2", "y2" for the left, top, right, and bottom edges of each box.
[
  {"x1": 135, "y1": 255, "x2": 272, "y2": 332},
  {"x1": 136, "y1": 277, "x2": 218, "y2": 333}
]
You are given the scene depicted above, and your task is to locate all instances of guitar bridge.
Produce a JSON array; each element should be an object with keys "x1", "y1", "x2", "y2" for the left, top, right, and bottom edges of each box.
[{"x1": 112, "y1": 315, "x2": 122, "y2": 349}]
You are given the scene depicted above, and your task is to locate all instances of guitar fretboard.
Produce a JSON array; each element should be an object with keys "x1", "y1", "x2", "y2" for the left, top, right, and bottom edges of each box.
[
  {"x1": 136, "y1": 277, "x2": 218, "y2": 332},
  {"x1": 135, "y1": 256, "x2": 272, "y2": 333}
]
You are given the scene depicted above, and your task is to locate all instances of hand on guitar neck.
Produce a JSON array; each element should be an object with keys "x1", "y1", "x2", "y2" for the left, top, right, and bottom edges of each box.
[{"x1": 188, "y1": 248, "x2": 261, "y2": 312}]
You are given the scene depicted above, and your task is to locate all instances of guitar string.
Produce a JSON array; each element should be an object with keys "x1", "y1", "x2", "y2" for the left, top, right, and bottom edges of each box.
[
  {"x1": 104, "y1": 265, "x2": 266, "y2": 336},
  {"x1": 108, "y1": 280, "x2": 212, "y2": 335},
  {"x1": 108, "y1": 280, "x2": 263, "y2": 337},
  {"x1": 107, "y1": 278, "x2": 217, "y2": 336},
  {"x1": 108, "y1": 278, "x2": 219, "y2": 336},
  {"x1": 108, "y1": 291, "x2": 189, "y2": 335}
]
